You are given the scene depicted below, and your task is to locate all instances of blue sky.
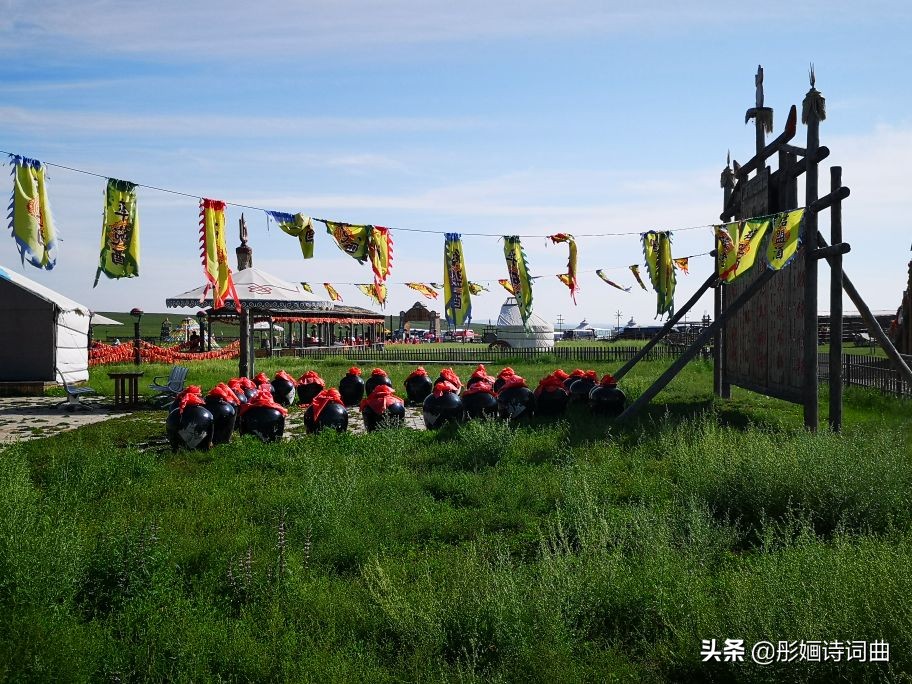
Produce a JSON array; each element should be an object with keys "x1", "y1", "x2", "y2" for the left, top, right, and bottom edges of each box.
[{"x1": 2, "y1": 0, "x2": 911, "y2": 326}]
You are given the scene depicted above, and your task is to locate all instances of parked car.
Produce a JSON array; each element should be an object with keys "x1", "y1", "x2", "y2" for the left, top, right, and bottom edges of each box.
[{"x1": 443, "y1": 328, "x2": 475, "y2": 342}]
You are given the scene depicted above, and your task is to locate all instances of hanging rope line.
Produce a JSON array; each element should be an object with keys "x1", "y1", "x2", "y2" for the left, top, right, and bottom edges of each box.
[{"x1": 1, "y1": 148, "x2": 741, "y2": 239}]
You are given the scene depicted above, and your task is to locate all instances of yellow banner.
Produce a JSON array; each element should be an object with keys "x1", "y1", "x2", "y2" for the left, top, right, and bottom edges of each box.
[
  {"x1": 356, "y1": 283, "x2": 387, "y2": 307},
  {"x1": 596, "y1": 269, "x2": 631, "y2": 292},
  {"x1": 673, "y1": 257, "x2": 689, "y2": 275},
  {"x1": 199, "y1": 198, "x2": 239, "y2": 311},
  {"x1": 405, "y1": 282, "x2": 438, "y2": 299},
  {"x1": 323, "y1": 283, "x2": 343, "y2": 302},
  {"x1": 467, "y1": 281, "x2": 487, "y2": 295},
  {"x1": 498, "y1": 279, "x2": 515, "y2": 295},
  {"x1": 729, "y1": 218, "x2": 770, "y2": 280},
  {"x1": 369, "y1": 226, "x2": 393, "y2": 285},
  {"x1": 504, "y1": 236, "x2": 533, "y2": 327},
  {"x1": 629, "y1": 265, "x2": 648, "y2": 291},
  {"x1": 444, "y1": 233, "x2": 472, "y2": 326},
  {"x1": 300, "y1": 282, "x2": 313, "y2": 293},
  {"x1": 270, "y1": 212, "x2": 314, "y2": 259},
  {"x1": 715, "y1": 223, "x2": 740, "y2": 282},
  {"x1": 548, "y1": 233, "x2": 578, "y2": 303},
  {"x1": 9, "y1": 155, "x2": 56, "y2": 270},
  {"x1": 767, "y1": 209, "x2": 804, "y2": 270},
  {"x1": 642, "y1": 231, "x2": 675, "y2": 318},
  {"x1": 325, "y1": 221, "x2": 370, "y2": 261}
]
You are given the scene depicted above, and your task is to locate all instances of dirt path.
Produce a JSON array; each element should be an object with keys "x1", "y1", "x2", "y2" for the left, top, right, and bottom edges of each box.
[{"x1": 0, "y1": 397, "x2": 132, "y2": 443}]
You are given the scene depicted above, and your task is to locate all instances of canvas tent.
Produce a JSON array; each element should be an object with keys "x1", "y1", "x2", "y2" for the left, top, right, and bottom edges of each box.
[
  {"x1": 496, "y1": 298, "x2": 555, "y2": 348},
  {"x1": 0, "y1": 265, "x2": 90, "y2": 382}
]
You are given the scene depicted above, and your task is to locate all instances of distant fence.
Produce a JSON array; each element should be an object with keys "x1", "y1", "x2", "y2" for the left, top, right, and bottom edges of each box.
[
  {"x1": 274, "y1": 344, "x2": 686, "y2": 364},
  {"x1": 818, "y1": 352, "x2": 912, "y2": 398}
]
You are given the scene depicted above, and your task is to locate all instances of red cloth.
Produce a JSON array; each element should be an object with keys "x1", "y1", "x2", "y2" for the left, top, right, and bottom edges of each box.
[
  {"x1": 235, "y1": 377, "x2": 257, "y2": 390},
  {"x1": 535, "y1": 374, "x2": 567, "y2": 397},
  {"x1": 501, "y1": 374, "x2": 527, "y2": 390},
  {"x1": 274, "y1": 369, "x2": 296, "y2": 385},
  {"x1": 360, "y1": 385, "x2": 403, "y2": 414},
  {"x1": 207, "y1": 382, "x2": 239, "y2": 405},
  {"x1": 405, "y1": 366, "x2": 428, "y2": 381},
  {"x1": 371, "y1": 368, "x2": 388, "y2": 377},
  {"x1": 176, "y1": 386, "x2": 205, "y2": 414},
  {"x1": 470, "y1": 364, "x2": 495, "y2": 383},
  {"x1": 310, "y1": 388, "x2": 344, "y2": 423},
  {"x1": 551, "y1": 369, "x2": 569, "y2": 381},
  {"x1": 463, "y1": 380, "x2": 495, "y2": 397},
  {"x1": 497, "y1": 366, "x2": 516, "y2": 379},
  {"x1": 239, "y1": 386, "x2": 289, "y2": 417},
  {"x1": 584, "y1": 370, "x2": 598, "y2": 382},
  {"x1": 432, "y1": 380, "x2": 458, "y2": 397},
  {"x1": 568, "y1": 368, "x2": 586, "y2": 379},
  {"x1": 254, "y1": 372, "x2": 271, "y2": 385},
  {"x1": 297, "y1": 370, "x2": 325, "y2": 386},
  {"x1": 599, "y1": 373, "x2": 618, "y2": 387},
  {"x1": 347, "y1": 367, "x2": 362, "y2": 376},
  {"x1": 439, "y1": 368, "x2": 462, "y2": 391}
]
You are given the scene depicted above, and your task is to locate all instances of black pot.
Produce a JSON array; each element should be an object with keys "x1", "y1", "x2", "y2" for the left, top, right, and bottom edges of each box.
[
  {"x1": 304, "y1": 402, "x2": 349, "y2": 434},
  {"x1": 365, "y1": 372, "x2": 393, "y2": 396},
  {"x1": 404, "y1": 374, "x2": 434, "y2": 404},
  {"x1": 536, "y1": 387, "x2": 569, "y2": 416},
  {"x1": 231, "y1": 387, "x2": 248, "y2": 406},
  {"x1": 466, "y1": 375, "x2": 490, "y2": 390},
  {"x1": 493, "y1": 376, "x2": 511, "y2": 394},
  {"x1": 569, "y1": 377, "x2": 597, "y2": 402},
  {"x1": 563, "y1": 376, "x2": 584, "y2": 393},
  {"x1": 166, "y1": 405, "x2": 214, "y2": 452},
  {"x1": 239, "y1": 406, "x2": 286, "y2": 443},
  {"x1": 271, "y1": 377, "x2": 297, "y2": 406},
  {"x1": 423, "y1": 391, "x2": 464, "y2": 429},
  {"x1": 362, "y1": 400, "x2": 406, "y2": 432},
  {"x1": 297, "y1": 382, "x2": 323, "y2": 405},
  {"x1": 497, "y1": 386, "x2": 536, "y2": 421},
  {"x1": 462, "y1": 390, "x2": 498, "y2": 420},
  {"x1": 243, "y1": 387, "x2": 259, "y2": 401},
  {"x1": 589, "y1": 384, "x2": 626, "y2": 416},
  {"x1": 339, "y1": 373, "x2": 365, "y2": 407},
  {"x1": 204, "y1": 397, "x2": 237, "y2": 445}
]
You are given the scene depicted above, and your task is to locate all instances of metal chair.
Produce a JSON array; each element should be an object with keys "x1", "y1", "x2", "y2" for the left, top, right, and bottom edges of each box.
[
  {"x1": 55, "y1": 368, "x2": 96, "y2": 411},
  {"x1": 150, "y1": 365, "x2": 189, "y2": 406}
]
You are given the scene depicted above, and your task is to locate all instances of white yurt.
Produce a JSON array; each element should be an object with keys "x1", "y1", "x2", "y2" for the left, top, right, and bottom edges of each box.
[
  {"x1": 0, "y1": 265, "x2": 90, "y2": 383},
  {"x1": 495, "y1": 297, "x2": 555, "y2": 349}
]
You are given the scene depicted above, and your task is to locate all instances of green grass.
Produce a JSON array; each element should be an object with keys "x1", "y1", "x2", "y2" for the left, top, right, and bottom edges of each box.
[{"x1": 6, "y1": 357, "x2": 912, "y2": 682}]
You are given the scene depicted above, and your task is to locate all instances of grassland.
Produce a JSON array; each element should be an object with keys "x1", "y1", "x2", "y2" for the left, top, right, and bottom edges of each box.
[{"x1": 3, "y1": 355, "x2": 912, "y2": 682}]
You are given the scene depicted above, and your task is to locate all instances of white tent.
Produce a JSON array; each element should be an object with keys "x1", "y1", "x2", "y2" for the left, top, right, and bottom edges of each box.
[
  {"x1": 495, "y1": 298, "x2": 555, "y2": 349},
  {"x1": 166, "y1": 267, "x2": 334, "y2": 311},
  {"x1": 0, "y1": 265, "x2": 90, "y2": 383}
]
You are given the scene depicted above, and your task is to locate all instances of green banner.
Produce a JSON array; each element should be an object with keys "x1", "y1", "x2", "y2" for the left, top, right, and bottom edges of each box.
[
  {"x1": 95, "y1": 178, "x2": 139, "y2": 286},
  {"x1": 503, "y1": 236, "x2": 533, "y2": 328},
  {"x1": 444, "y1": 233, "x2": 472, "y2": 326}
]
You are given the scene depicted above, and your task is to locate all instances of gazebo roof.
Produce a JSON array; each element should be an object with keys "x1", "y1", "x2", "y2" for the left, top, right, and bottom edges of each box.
[{"x1": 165, "y1": 267, "x2": 334, "y2": 312}]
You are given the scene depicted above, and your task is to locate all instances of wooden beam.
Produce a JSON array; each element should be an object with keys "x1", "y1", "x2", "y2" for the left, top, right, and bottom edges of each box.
[
  {"x1": 802, "y1": 93, "x2": 821, "y2": 432},
  {"x1": 613, "y1": 272, "x2": 718, "y2": 381},
  {"x1": 808, "y1": 186, "x2": 851, "y2": 214},
  {"x1": 619, "y1": 268, "x2": 779, "y2": 421},
  {"x1": 811, "y1": 243, "x2": 851, "y2": 260},
  {"x1": 732, "y1": 105, "x2": 798, "y2": 179},
  {"x1": 816, "y1": 231, "x2": 912, "y2": 386},
  {"x1": 829, "y1": 167, "x2": 844, "y2": 432}
]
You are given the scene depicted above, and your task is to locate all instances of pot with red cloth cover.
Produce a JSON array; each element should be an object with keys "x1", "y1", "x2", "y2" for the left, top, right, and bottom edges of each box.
[
  {"x1": 205, "y1": 383, "x2": 239, "y2": 445},
  {"x1": 563, "y1": 369, "x2": 586, "y2": 393},
  {"x1": 228, "y1": 379, "x2": 249, "y2": 407},
  {"x1": 569, "y1": 370, "x2": 598, "y2": 402},
  {"x1": 236, "y1": 376, "x2": 259, "y2": 400},
  {"x1": 534, "y1": 374, "x2": 569, "y2": 416},
  {"x1": 435, "y1": 368, "x2": 462, "y2": 393},
  {"x1": 422, "y1": 381, "x2": 463, "y2": 429},
  {"x1": 297, "y1": 370, "x2": 325, "y2": 405},
  {"x1": 404, "y1": 367, "x2": 433, "y2": 404},
  {"x1": 254, "y1": 372, "x2": 273, "y2": 396},
  {"x1": 304, "y1": 388, "x2": 349, "y2": 433},
  {"x1": 239, "y1": 383, "x2": 288, "y2": 442},
  {"x1": 271, "y1": 370, "x2": 297, "y2": 406},
  {"x1": 493, "y1": 367, "x2": 517, "y2": 394},
  {"x1": 462, "y1": 380, "x2": 498, "y2": 419},
  {"x1": 365, "y1": 368, "x2": 393, "y2": 396},
  {"x1": 338, "y1": 367, "x2": 365, "y2": 407},
  {"x1": 589, "y1": 373, "x2": 626, "y2": 416},
  {"x1": 496, "y1": 374, "x2": 535, "y2": 421},
  {"x1": 166, "y1": 386, "x2": 214, "y2": 452},
  {"x1": 466, "y1": 364, "x2": 495, "y2": 390},
  {"x1": 360, "y1": 385, "x2": 406, "y2": 432}
]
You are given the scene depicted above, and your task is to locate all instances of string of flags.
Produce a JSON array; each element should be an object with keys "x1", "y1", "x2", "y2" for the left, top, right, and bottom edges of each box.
[{"x1": 4, "y1": 151, "x2": 807, "y2": 323}]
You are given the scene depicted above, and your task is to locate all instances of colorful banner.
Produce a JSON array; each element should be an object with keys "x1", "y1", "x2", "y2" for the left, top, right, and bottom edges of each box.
[
  {"x1": 727, "y1": 218, "x2": 770, "y2": 281},
  {"x1": 368, "y1": 225, "x2": 393, "y2": 286},
  {"x1": 548, "y1": 233, "x2": 578, "y2": 304},
  {"x1": 629, "y1": 264, "x2": 648, "y2": 291},
  {"x1": 767, "y1": 209, "x2": 804, "y2": 270},
  {"x1": 323, "y1": 283, "x2": 343, "y2": 302},
  {"x1": 356, "y1": 282, "x2": 387, "y2": 307},
  {"x1": 269, "y1": 211, "x2": 314, "y2": 259},
  {"x1": 443, "y1": 233, "x2": 471, "y2": 326},
  {"x1": 715, "y1": 223, "x2": 740, "y2": 282},
  {"x1": 198, "y1": 198, "x2": 240, "y2": 311},
  {"x1": 642, "y1": 231, "x2": 675, "y2": 318},
  {"x1": 8, "y1": 155, "x2": 56, "y2": 270},
  {"x1": 504, "y1": 236, "x2": 533, "y2": 327},
  {"x1": 468, "y1": 281, "x2": 488, "y2": 295},
  {"x1": 324, "y1": 221, "x2": 370, "y2": 262},
  {"x1": 673, "y1": 257, "x2": 689, "y2": 275},
  {"x1": 405, "y1": 282, "x2": 438, "y2": 299},
  {"x1": 497, "y1": 278, "x2": 515, "y2": 295},
  {"x1": 94, "y1": 178, "x2": 139, "y2": 286},
  {"x1": 430, "y1": 282, "x2": 443, "y2": 290},
  {"x1": 596, "y1": 270, "x2": 631, "y2": 292},
  {"x1": 300, "y1": 282, "x2": 314, "y2": 293}
]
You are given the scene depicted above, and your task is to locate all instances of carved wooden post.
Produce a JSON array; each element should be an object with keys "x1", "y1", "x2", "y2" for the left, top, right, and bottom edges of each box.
[
  {"x1": 716, "y1": 156, "x2": 734, "y2": 398},
  {"x1": 829, "y1": 166, "x2": 843, "y2": 431}
]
